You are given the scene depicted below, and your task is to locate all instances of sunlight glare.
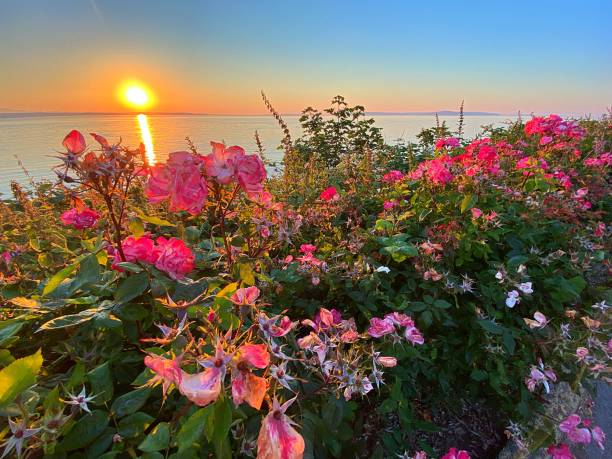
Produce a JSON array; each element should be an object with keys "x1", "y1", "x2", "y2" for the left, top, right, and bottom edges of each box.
[{"x1": 137, "y1": 114, "x2": 156, "y2": 165}]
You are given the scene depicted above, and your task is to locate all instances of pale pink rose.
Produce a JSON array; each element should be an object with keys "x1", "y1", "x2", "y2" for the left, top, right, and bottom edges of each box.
[
  {"x1": 320, "y1": 186, "x2": 339, "y2": 202},
  {"x1": 377, "y1": 356, "x2": 398, "y2": 367},
  {"x1": 576, "y1": 347, "x2": 589, "y2": 361},
  {"x1": 145, "y1": 151, "x2": 207, "y2": 215},
  {"x1": 384, "y1": 312, "x2": 414, "y2": 328},
  {"x1": 202, "y1": 141, "x2": 244, "y2": 184},
  {"x1": 62, "y1": 129, "x2": 86, "y2": 154},
  {"x1": 471, "y1": 208, "x2": 483, "y2": 219},
  {"x1": 178, "y1": 367, "x2": 224, "y2": 407},
  {"x1": 367, "y1": 317, "x2": 395, "y2": 338},
  {"x1": 405, "y1": 326, "x2": 425, "y2": 345},
  {"x1": 60, "y1": 207, "x2": 100, "y2": 229},
  {"x1": 257, "y1": 398, "x2": 305, "y2": 459},
  {"x1": 234, "y1": 153, "x2": 266, "y2": 193},
  {"x1": 230, "y1": 286, "x2": 261, "y2": 305},
  {"x1": 154, "y1": 237, "x2": 195, "y2": 280}
]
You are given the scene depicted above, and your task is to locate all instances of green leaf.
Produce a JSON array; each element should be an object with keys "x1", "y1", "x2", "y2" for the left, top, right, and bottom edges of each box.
[
  {"x1": 470, "y1": 369, "x2": 488, "y2": 381},
  {"x1": 237, "y1": 263, "x2": 255, "y2": 285},
  {"x1": 37, "y1": 308, "x2": 98, "y2": 331},
  {"x1": 88, "y1": 362, "x2": 114, "y2": 404},
  {"x1": 374, "y1": 219, "x2": 393, "y2": 232},
  {"x1": 58, "y1": 410, "x2": 109, "y2": 451},
  {"x1": 43, "y1": 262, "x2": 79, "y2": 296},
  {"x1": 118, "y1": 412, "x2": 155, "y2": 438},
  {"x1": 503, "y1": 331, "x2": 516, "y2": 355},
  {"x1": 478, "y1": 319, "x2": 503, "y2": 335},
  {"x1": 73, "y1": 254, "x2": 101, "y2": 288},
  {"x1": 111, "y1": 387, "x2": 151, "y2": 418},
  {"x1": 0, "y1": 349, "x2": 43, "y2": 407},
  {"x1": 209, "y1": 398, "x2": 232, "y2": 446},
  {"x1": 433, "y1": 299, "x2": 452, "y2": 309},
  {"x1": 135, "y1": 209, "x2": 176, "y2": 227},
  {"x1": 114, "y1": 272, "x2": 149, "y2": 304},
  {"x1": 177, "y1": 407, "x2": 212, "y2": 452},
  {"x1": 66, "y1": 361, "x2": 86, "y2": 391},
  {"x1": 0, "y1": 320, "x2": 24, "y2": 347},
  {"x1": 138, "y1": 422, "x2": 170, "y2": 452},
  {"x1": 460, "y1": 193, "x2": 476, "y2": 213}
]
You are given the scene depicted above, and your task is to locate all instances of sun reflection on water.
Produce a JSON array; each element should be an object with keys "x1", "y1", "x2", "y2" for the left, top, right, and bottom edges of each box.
[{"x1": 137, "y1": 114, "x2": 155, "y2": 165}]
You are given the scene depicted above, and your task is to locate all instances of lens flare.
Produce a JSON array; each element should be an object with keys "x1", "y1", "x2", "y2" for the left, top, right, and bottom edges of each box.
[{"x1": 137, "y1": 114, "x2": 155, "y2": 165}]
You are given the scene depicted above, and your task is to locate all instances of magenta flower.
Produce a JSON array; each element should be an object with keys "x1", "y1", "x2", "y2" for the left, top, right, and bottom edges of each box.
[
  {"x1": 154, "y1": 237, "x2": 195, "y2": 280},
  {"x1": 441, "y1": 447, "x2": 470, "y2": 459},
  {"x1": 367, "y1": 317, "x2": 395, "y2": 338},
  {"x1": 404, "y1": 325, "x2": 425, "y2": 345},
  {"x1": 470, "y1": 208, "x2": 483, "y2": 219},
  {"x1": 62, "y1": 129, "x2": 86, "y2": 155},
  {"x1": 435, "y1": 137, "x2": 460, "y2": 150},
  {"x1": 384, "y1": 312, "x2": 414, "y2": 328},
  {"x1": 145, "y1": 151, "x2": 207, "y2": 215},
  {"x1": 120, "y1": 235, "x2": 158, "y2": 264},
  {"x1": 546, "y1": 444, "x2": 573, "y2": 459},
  {"x1": 320, "y1": 186, "x2": 339, "y2": 201},
  {"x1": 559, "y1": 415, "x2": 592, "y2": 445},
  {"x1": 383, "y1": 200, "x2": 398, "y2": 211},
  {"x1": 299, "y1": 244, "x2": 317, "y2": 254},
  {"x1": 60, "y1": 207, "x2": 100, "y2": 229},
  {"x1": 382, "y1": 170, "x2": 404, "y2": 183}
]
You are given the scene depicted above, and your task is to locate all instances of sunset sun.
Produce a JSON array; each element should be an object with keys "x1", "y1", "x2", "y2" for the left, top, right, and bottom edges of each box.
[{"x1": 118, "y1": 81, "x2": 154, "y2": 110}]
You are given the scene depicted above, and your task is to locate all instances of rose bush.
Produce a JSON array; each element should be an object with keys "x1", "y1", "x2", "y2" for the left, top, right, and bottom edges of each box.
[{"x1": 0, "y1": 102, "x2": 609, "y2": 458}]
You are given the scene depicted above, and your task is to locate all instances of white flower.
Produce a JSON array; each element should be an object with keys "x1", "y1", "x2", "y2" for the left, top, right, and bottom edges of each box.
[
  {"x1": 64, "y1": 386, "x2": 97, "y2": 413},
  {"x1": 517, "y1": 282, "x2": 533, "y2": 294},
  {"x1": 1, "y1": 419, "x2": 41, "y2": 458},
  {"x1": 375, "y1": 266, "x2": 390, "y2": 274},
  {"x1": 592, "y1": 301, "x2": 609, "y2": 312},
  {"x1": 495, "y1": 271, "x2": 504, "y2": 281},
  {"x1": 505, "y1": 290, "x2": 520, "y2": 308},
  {"x1": 517, "y1": 264, "x2": 527, "y2": 274}
]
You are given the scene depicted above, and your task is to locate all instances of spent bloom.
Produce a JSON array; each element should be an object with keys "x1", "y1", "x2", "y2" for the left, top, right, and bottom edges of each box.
[
  {"x1": 505, "y1": 290, "x2": 520, "y2": 308},
  {"x1": 559, "y1": 414, "x2": 604, "y2": 448},
  {"x1": 524, "y1": 311, "x2": 548, "y2": 329},
  {"x1": 62, "y1": 129, "x2": 86, "y2": 155},
  {"x1": 257, "y1": 397, "x2": 305, "y2": 459},
  {"x1": 230, "y1": 286, "x2": 261, "y2": 306},
  {"x1": 525, "y1": 360, "x2": 556, "y2": 393}
]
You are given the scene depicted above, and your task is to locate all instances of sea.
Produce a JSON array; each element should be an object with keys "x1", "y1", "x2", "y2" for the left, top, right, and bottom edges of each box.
[{"x1": 0, "y1": 113, "x2": 518, "y2": 196}]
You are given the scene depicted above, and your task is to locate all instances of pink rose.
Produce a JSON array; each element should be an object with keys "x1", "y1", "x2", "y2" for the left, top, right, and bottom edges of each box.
[
  {"x1": 145, "y1": 151, "x2": 207, "y2": 215},
  {"x1": 120, "y1": 235, "x2": 158, "y2": 264},
  {"x1": 382, "y1": 170, "x2": 404, "y2": 183},
  {"x1": 384, "y1": 200, "x2": 398, "y2": 211},
  {"x1": 441, "y1": 448, "x2": 470, "y2": 459},
  {"x1": 405, "y1": 326, "x2": 425, "y2": 345},
  {"x1": 154, "y1": 237, "x2": 195, "y2": 280},
  {"x1": 234, "y1": 153, "x2": 266, "y2": 194},
  {"x1": 60, "y1": 207, "x2": 100, "y2": 229},
  {"x1": 367, "y1": 317, "x2": 395, "y2": 338},
  {"x1": 320, "y1": 186, "x2": 339, "y2": 202},
  {"x1": 471, "y1": 208, "x2": 483, "y2": 219},
  {"x1": 202, "y1": 142, "x2": 244, "y2": 184},
  {"x1": 62, "y1": 129, "x2": 86, "y2": 155}
]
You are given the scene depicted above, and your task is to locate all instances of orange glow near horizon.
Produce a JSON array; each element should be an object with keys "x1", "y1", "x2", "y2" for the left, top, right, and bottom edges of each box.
[{"x1": 137, "y1": 114, "x2": 155, "y2": 165}]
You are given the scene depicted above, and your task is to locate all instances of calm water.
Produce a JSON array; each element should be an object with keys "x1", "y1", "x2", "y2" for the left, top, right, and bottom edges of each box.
[{"x1": 0, "y1": 113, "x2": 516, "y2": 196}]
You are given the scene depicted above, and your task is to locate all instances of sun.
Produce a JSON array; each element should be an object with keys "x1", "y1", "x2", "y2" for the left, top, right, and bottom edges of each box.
[{"x1": 118, "y1": 81, "x2": 154, "y2": 110}]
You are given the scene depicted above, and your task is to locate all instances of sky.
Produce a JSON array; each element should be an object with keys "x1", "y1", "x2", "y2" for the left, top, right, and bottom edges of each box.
[{"x1": 0, "y1": 0, "x2": 611, "y2": 115}]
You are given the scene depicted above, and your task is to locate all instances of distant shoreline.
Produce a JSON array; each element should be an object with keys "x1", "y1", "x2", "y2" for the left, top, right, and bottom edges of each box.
[{"x1": 0, "y1": 111, "x2": 510, "y2": 117}]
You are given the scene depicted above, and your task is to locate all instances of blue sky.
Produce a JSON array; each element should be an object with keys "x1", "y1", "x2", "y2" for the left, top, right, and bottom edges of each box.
[{"x1": 0, "y1": 0, "x2": 610, "y2": 114}]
